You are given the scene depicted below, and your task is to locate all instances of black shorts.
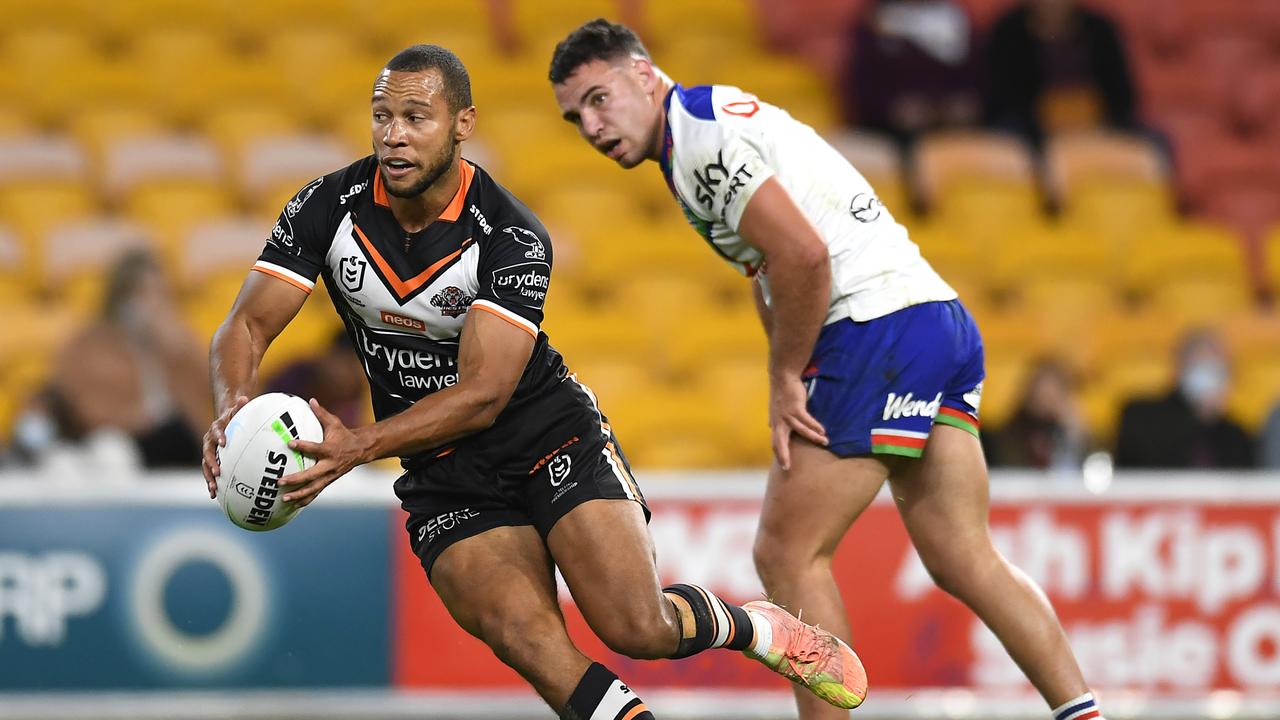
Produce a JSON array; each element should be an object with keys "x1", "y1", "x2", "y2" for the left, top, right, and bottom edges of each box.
[{"x1": 394, "y1": 376, "x2": 649, "y2": 577}]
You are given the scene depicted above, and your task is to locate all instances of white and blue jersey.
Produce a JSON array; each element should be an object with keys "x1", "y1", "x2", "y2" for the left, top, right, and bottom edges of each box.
[{"x1": 658, "y1": 83, "x2": 983, "y2": 457}]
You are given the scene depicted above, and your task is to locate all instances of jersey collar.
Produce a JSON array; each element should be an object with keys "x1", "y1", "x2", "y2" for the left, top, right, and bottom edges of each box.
[
  {"x1": 373, "y1": 158, "x2": 475, "y2": 223},
  {"x1": 658, "y1": 84, "x2": 681, "y2": 197}
]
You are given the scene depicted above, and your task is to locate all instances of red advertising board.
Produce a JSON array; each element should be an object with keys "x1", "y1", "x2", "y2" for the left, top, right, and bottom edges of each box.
[{"x1": 393, "y1": 482, "x2": 1280, "y2": 694}]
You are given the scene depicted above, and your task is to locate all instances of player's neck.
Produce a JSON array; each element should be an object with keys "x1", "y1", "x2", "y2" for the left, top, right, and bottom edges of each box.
[
  {"x1": 388, "y1": 158, "x2": 461, "y2": 233},
  {"x1": 646, "y1": 75, "x2": 675, "y2": 163}
]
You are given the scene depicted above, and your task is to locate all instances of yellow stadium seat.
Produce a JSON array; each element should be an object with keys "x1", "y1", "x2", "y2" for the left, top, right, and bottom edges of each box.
[
  {"x1": 0, "y1": 182, "x2": 99, "y2": 276},
  {"x1": 262, "y1": 30, "x2": 379, "y2": 125},
  {"x1": 0, "y1": 108, "x2": 35, "y2": 138},
  {"x1": 257, "y1": 293, "x2": 343, "y2": 380},
  {"x1": 236, "y1": 135, "x2": 352, "y2": 216},
  {"x1": 603, "y1": 384, "x2": 741, "y2": 469},
  {"x1": 365, "y1": 1, "x2": 494, "y2": 54},
  {"x1": 0, "y1": 224, "x2": 31, "y2": 303},
  {"x1": 203, "y1": 106, "x2": 304, "y2": 161},
  {"x1": 128, "y1": 29, "x2": 241, "y2": 124},
  {"x1": 103, "y1": 134, "x2": 225, "y2": 204},
  {"x1": 1229, "y1": 360, "x2": 1280, "y2": 431},
  {"x1": 645, "y1": 0, "x2": 752, "y2": 38},
  {"x1": 96, "y1": 0, "x2": 227, "y2": 39},
  {"x1": 907, "y1": 221, "x2": 982, "y2": 288},
  {"x1": 181, "y1": 217, "x2": 273, "y2": 289},
  {"x1": 1060, "y1": 183, "x2": 1177, "y2": 257},
  {"x1": 1091, "y1": 308, "x2": 1183, "y2": 367},
  {"x1": 0, "y1": 135, "x2": 89, "y2": 190},
  {"x1": 1124, "y1": 221, "x2": 1246, "y2": 296},
  {"x1": 1044, "y1": 130, "x2": 1169, "y2": 210},
  {"x1": 41, "y1": 219, "x2": 154, "y2": 309},
  {"x1": 0, "y1": 0, "x2": 99, "y2": 35},
  {"x1": 1079, "y1": 383, "x2": 1121, "y2": 441},
  {"x1": 1265, "y1": 224, "x2": 1280, "y2": 293},
  {"x1": 666, "y1": 302, "x2": 767, "y2": 378},
  {"x1": 67, "y1": 108, "x2": 165, "y2": 175},
  {"x1": 222, "y1": 0, "x2": 363, "y2": 42},
  {"x1": 1147, "y1": 277, "x2": 1256, "y2": 331},
  {"x1": 987, "y1": 222, "x2": 1114, "y2": 291},
  {"x1": 1221, "y1": 307, "x2": 1280, "y2": 368},
  {"x1": 690, "y1": 354, "x2": 772, "y2": 465},
  {"x1": 534, "y1": 183, "x2": 651, "y2": 247},
  {"x1": 979, "y1": 352, "x2": 1035, "y2": 431},
  {"x1": 1098, "y1": 354, "x2": 1174, "y2": 427},
  {"x1": 1016, "y1": 277, "x2": 1126, "y2": 375},
  {"x1": 125, "y1": 183, "x2": 237, "y2": 271},
  {"x1": 913, "y1": 131, "x2": 1039, "y2": 221}
]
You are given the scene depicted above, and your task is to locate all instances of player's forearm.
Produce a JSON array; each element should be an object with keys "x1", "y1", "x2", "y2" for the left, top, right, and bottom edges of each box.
[
  {"x1": 763, "y1": 250, "x2": 830, "y2": 380},
  {"x1": 356, "y1": 383, "x2": 509, "y2": 461},
  {"x1": 209, "y1": 315, "x2": 266, "y2": 416}
]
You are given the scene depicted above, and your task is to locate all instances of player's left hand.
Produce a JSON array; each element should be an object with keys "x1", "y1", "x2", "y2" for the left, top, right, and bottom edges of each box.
[
  {"x1": 770, "y1": 374, "x2": 828, "y2": 471},
  {"x1": 279, "y1": 399, "x2": 370, "y2": 508}
]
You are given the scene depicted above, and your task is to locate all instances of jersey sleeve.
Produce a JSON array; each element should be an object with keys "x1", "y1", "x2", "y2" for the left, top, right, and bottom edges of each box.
[
  {"x1": 472, "y1": 222, "x2": 552, "y2": 338},
  {"x1": 253, "y1": 175, "x2": 333, "y2": 294},
  {"x1": 675, "y1": 112, "x2": 775, "y2": 231}
]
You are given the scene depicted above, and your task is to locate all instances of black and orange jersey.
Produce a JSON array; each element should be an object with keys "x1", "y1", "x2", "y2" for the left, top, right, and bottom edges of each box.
[{"x1": 254, "y1": 156, "x2": 566, "y2": 467}]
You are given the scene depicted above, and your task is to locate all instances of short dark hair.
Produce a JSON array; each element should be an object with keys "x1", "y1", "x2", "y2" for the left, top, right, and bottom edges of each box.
[
  {"x1": 383, "y1": 44, "x2": 473, "y2": 112},
  {"x1": 549, "y1": 19, "x2": 651, "y2": 84}
]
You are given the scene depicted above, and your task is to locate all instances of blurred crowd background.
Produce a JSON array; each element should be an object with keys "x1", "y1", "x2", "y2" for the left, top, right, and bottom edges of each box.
[{"x1": 0, "y1": 0, "x2": 1277, "y2": 475}]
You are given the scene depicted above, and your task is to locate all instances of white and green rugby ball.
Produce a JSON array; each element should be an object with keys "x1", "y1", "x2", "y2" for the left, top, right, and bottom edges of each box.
[{"x1": 216, "y1": 393, "x2": 323, "y2": 532}]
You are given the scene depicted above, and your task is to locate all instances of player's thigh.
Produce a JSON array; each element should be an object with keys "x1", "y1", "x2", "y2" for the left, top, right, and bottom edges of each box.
[
  {"x1": 756, "y1": 440, "x2": 892, "y2": 562},
  {"x1": 430, "y1": 524, "x2": 563, "y2": 641},
  {"x1": 888, "y1": 424, "x2": 994, "y2": 572},
  {"x1": 546, "y1": 497, "x2": 668, "y2": 633}
]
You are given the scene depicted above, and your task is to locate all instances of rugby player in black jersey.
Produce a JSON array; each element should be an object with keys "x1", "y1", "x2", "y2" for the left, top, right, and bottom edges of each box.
[{"x1": 199, "y1": 45, "x2": 865, "y2": 719}]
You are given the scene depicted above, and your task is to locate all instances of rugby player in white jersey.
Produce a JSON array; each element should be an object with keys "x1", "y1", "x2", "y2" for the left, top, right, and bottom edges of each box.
[
  {"x1": 550, "y1": 20, "x2": 1103, "y2": 720},
  {"x1": 201, "y1": 44, "x2": 867, "y2": 720}
]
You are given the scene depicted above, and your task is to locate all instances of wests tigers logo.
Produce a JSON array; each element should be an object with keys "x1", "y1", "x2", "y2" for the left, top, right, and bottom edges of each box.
[{"x1": 430, "y1": 286, "x2": 473, "y2": 318}]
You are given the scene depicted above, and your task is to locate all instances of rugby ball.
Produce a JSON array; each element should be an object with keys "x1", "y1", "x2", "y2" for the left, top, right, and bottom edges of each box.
[{"x1": 216, "y1": 393, "x2": 323, "y2": 531}]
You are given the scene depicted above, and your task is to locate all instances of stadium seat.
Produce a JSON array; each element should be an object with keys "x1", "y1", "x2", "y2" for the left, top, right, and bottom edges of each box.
[
  {"x1": 0, "y1": 182, "x2": 100, "y2": 280},
  {"x1": 262, "y1": 29, "x2": 378, "y2": 125},
  {"x1": 1221, "y1": 307, "x2": 1280, "y2": 370},
  {"x1": 127, "y1": 29, "x2": 242, "y2": 124},
  {"x1": 0, "y1": 135, "x2": 89, "y2": 189},
  {"x1": 825, "y1": 129, "x2": 908, "y2": 216},
  {"x1": 237, "y1": 134, "x2": 352, "y2": 216},
  {"x1": 1017, "y1": 277, "x2": 1126, "y2": 376},
  {"x1": 913, "y1": 130, "x2": 1040, "y2": 227},
  {"x1": 980, "y1": 351, "x2": 1035, "y2": 431},
  {"x1": 102, "y1": 134, "x2": 224, "y2": 204},
  {"x1": 1229, "y1": 359, "x2": 1280, "y2": 431},
  {"x1": 666, "y1": 302, "x2": 767, "y2": 378},
  {"x1": 910, "y1": 221, "x2": 983, "y2": 287},
  {"x1": 0, "y1": 224, "x2": 29, "y2": 303},
  {"x1": 1147, "y1": 276, "x2": 1256, "y2": 332},
  {"x1": 534, "y1": 182, "x2": 652, "y2": 249},
  {"x1": 203, "y1": 106, "x2": 304, "y2": 161},
  {"x1": 992, "y1": 223, "x2": 1115, "y2": 291},
  {"x1": 126, "y1": 184, "x2": 237, "y2": 272},
  {"x1": 221, "y1": 0, "x2": 363, "y2": 43},
  {"x1": 181, "y1": 216, "x2": 273, "y2": 288},
  {"x1": 67, "y1": 108, "x2": 167, "y2": 177},
  {"x1": 1123, "y1": 221, "x2": 1246, "y2": 297},
  {"x1": 41, "y1": 218, "x2": 154, "y2": 312},
  {"x1": 1044, "y1": 130, "x2": 1169, "y2": 209}
]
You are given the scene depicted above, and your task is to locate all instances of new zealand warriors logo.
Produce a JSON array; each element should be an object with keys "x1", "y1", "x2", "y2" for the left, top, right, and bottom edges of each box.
[
  {"x1": 340, "y1": 256, "x2": 367, "y2": 292},
  {"x1": 430, "y1": 286, "x2": 474, "y2": 318}
]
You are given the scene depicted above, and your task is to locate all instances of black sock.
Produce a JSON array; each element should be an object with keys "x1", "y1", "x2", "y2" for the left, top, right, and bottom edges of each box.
[
  {"x1": 662, "y1": 583, "x2": 755, "y2": 658},
  {"x1": 562, "y1": 663, "x2": 653, "y2": 720}
]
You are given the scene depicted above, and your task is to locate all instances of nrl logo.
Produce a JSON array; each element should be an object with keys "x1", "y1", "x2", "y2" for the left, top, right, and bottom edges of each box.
[{"x1": 430, "y1": 286, "x2": 474, "y2": 318}]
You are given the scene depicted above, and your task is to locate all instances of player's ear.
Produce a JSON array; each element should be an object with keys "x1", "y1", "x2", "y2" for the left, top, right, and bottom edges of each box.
[
  {"x1": 633, "y1": 57, "x2": 657, "y2": 91},
  {"x1": 453, "y1": 104, "x2": 476, "y2": 142}
]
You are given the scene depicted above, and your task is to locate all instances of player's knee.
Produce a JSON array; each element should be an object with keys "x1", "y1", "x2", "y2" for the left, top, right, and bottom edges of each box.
[
  {"x1": 753, "y1": 531, "x2": 827, "y2": 588},
  {"x1": 592, "y1": 605, "x2": 676, "y2": 660},
  {"x1": 920, "y1": 543, "x2": 995, "y2": 600},
  {"x1": 475, "y1": 606, "x2": 561, "y2": 668}
]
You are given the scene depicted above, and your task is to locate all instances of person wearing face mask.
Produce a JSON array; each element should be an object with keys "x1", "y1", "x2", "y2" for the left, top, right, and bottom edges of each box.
[{"x1": 1115, "y1": 329, "x2": 1256, "y2": 468}]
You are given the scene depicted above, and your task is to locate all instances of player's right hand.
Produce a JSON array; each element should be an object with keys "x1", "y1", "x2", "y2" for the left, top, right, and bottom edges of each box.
[
  {"x1": 769, "y1": 375, "x2": 828, "y2": 471},
  {"x1": 202, "y1": 395, "x2": 249, "y2": 499}
]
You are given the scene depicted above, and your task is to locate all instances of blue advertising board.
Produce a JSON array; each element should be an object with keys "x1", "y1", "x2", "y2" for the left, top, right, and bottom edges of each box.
[{"x1": 0, "y1": 504, "x2": 391, "y2": 689}]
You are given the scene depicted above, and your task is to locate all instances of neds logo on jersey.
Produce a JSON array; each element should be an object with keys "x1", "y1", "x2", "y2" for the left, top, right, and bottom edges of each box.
[{"x1": 380, "y1": 310, "x2": 426, "y2": 332}]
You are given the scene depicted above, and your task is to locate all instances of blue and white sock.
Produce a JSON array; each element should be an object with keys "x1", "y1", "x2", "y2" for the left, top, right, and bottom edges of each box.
[{"x1": 1053, "y1": 692, "x2": 1102, "y2": 720}]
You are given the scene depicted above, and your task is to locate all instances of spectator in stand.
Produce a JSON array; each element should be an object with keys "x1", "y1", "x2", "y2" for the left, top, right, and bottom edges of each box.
[
  {"x1": 264, "y1": 329, "x2": 369, "y2": 428},
  {"x1": 1115, "y1": 329, "x2": 1255, "y2": 469},
  {"x1": 44, "y1": 248, "x2": 211, "y2": 468},
  {"x1": 985, "y1": 357, "x2": 1090, "y2": 471},
  {"x1": 841, "y1": 0, "x2": 983, "y2": 149},
  {"x1": 1259, "y1": 403, "x2": 1280, "y2": 469},
  {"x1": 985, "y1": 0, "x2": 1137, "y2": 146}
]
